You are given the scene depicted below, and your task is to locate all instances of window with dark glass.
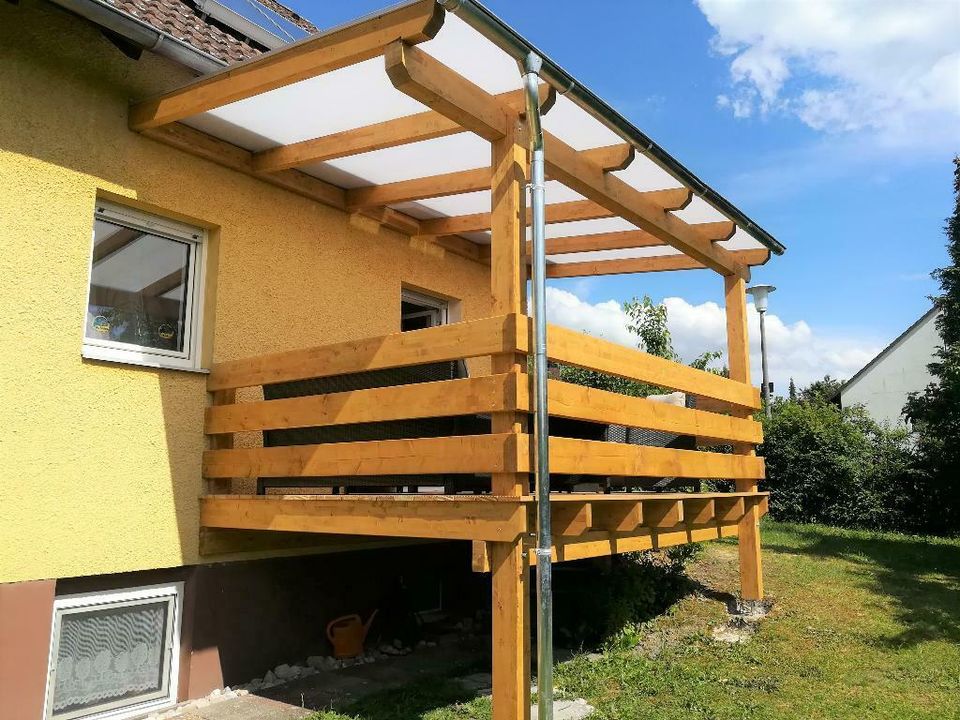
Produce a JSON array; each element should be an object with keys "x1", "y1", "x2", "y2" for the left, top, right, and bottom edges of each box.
[{"x1": 82, "y1": 202, "x2": 204, "y2": 369}]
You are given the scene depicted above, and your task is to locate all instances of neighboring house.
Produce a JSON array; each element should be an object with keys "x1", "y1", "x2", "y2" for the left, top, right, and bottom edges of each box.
[
  {"x1": 0, "y1": 2, "x2": 785, "y2": 719},
  {"x1": 839, "y1": 307, "x2": 940, "y2": 427}
]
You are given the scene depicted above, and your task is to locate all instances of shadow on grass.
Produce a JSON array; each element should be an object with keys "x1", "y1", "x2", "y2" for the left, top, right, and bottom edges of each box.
[{"x1": 764, "y1": 523, "x2": 960, "y2": 648}]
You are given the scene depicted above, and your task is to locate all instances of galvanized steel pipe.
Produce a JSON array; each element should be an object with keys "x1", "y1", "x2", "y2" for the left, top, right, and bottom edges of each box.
[{"x1": 523, "y1": 51, "x2": 554, "y2": 720}]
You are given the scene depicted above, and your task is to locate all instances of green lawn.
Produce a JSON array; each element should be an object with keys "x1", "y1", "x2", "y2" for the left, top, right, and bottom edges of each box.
[{"x1": 309, "y1": 521, "x2": 960, "y2": 719}]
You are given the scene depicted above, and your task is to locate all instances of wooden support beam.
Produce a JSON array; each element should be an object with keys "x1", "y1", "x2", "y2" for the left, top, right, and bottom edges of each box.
[
  {"x1": 490, "y1": 539, "x2": 531, "y2": 720},
  {"x1": 715, "y1": 496, "x2": 746, "y2": 524},
  {"x1": 346, "y1": 167, "x2": 491, "y2": 210},
  {"x1": 251, "y1": 86, "x2": 553, "y2": 172},
  {"x1": 140, "y1": 269, "x2": 183, "y2": 298},
  {"x1": 546, "y1": 248, "x2": 769, "y2": 278},
  {"x1": 683, "y1": 498, "x2": 716, "y2": 527},
  {"x1": 591, "y1": 501, "x2": 643, "y2": 533},
  {"x1": 419, "y1": 190, "x2": 692, "y2": 236},
  {"x1": 579, "y1": 143, "x2": 635, "y2": 172},
  {"x1": 201, "y1": 495, "x2": 527, "y2": 542},
  {"x1": 542, "y1": 131, "x2": 750, "y2": 279},
  {"x1": 382, "y1": 41, "x2": 745, "y2": 277},
  {"x1": 551, "y1": 503, "x2": 592, "y2": 536},
  {"x1": 92, "y1": 227, "x2": 143, "y2": 265},
  {"x1": 130, "y1": 1, "x2": 444, "y2": 130},
  {"x1": 643, "y1": 499, "x2": 683, "y2": 529},
  {"x1": 693, "y1": 220, "x2": 737, "y2": 242},
  {"x1": 725, "y1": 274, "x2": 765, "y2": 601},
  {"x1": 531, "y1": 229, "x2": 665, "y2": 256},
  {"x1": 386, "y1": 41, "x2": 509, "y2": 141}
]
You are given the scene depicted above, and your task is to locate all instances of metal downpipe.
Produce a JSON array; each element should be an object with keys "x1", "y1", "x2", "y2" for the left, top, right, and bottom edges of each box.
[{"x1": 523, "y1": 52, "x2": 553, "y2": 720}]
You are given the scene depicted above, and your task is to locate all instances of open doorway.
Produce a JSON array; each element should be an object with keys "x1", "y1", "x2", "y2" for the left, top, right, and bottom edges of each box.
[{"x1": 401, "y1": 289, "x2": 449, "y2": 331}]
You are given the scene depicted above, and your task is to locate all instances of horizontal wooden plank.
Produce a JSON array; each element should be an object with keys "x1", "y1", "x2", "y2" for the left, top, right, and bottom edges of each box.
[
  {"x1": 547, "y1": 437, "x2": 766, "y2": 479},
  {"x1": 206, "y1": 373, "x2": 519, "y2": 435},
  {"x1": 208, "y1": 314, "x2": 522, "y2": 391},
  {"x1": 203, "y1": 433, "x2": 521, "y2": 478},
  {"x1": 346, "y1": 167, "x2": 491, "y2": 210},
  {"x1": 545, "y1": 379, "x2": 762, "y2": 445},
  {"x1": 202, "y1": 495, "x2": 528, "y2": 542},
  {"x1": 527, "y1": 320, "x2": 761, "y2": 410}
]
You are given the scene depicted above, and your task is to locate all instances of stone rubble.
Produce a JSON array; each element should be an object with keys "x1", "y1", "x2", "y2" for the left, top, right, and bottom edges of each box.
[{"x1": 143, "y1": 687, "x2": 249, "y2": 719}]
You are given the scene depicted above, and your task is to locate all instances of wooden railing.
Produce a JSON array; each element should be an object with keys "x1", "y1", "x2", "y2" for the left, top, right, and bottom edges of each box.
[{"x1": 202, "y1": 313, "x2": 764, "y2": 486}]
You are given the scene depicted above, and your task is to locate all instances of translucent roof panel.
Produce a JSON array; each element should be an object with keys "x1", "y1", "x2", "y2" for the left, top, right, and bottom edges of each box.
[{"x1": 175, "y1": 5, "x2": 772, "y2": 265}]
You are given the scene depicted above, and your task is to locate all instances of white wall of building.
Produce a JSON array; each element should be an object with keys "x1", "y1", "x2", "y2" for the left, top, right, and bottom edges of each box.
[{"x1": 840, "y1": 309, "x2": 940, "y2": 427}]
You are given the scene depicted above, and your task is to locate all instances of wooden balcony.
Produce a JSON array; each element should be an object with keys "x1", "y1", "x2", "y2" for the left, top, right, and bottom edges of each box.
[{"x1": 200, "y1": 313, "x2": 768, "y2": 565}]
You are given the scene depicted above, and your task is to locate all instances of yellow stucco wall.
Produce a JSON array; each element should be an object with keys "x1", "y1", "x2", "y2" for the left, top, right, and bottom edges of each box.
[{"x1": 0, "y1": 1, "x2": 493, "y2": 584}]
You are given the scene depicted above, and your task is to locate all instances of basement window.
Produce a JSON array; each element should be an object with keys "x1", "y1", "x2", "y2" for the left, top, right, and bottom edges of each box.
[
  {"x1": 82, "y1": 201, "x2": 206, "y2": 371},
  {"x1": 44, "y1": 583, "x2": 183, "y2": 720}
]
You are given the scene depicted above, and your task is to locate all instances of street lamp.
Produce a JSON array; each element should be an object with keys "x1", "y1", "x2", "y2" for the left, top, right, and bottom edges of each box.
[{"x1": 746, "y1": 284, "x2": 776, "y2": 419}]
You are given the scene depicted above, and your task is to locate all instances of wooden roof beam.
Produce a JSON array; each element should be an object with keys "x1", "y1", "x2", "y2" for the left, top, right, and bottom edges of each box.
[
  {"x1": 385, "y1": 40, "x2": 509, "y2": 141},
  {"x1": 529, "y1": 229, "x2": 665, "y2": 256},
  {"x1": 130, "y1": 1, "x2": 444, "y2": 130},
  {"x1": 546, "y1": 248, "x2": 769, "y2": 278},
  {"x1": 346, "y1": 167, "x2": 492, "y2": 211},
  {"x1": 251, "y1": 85, "x2": 555, "y2": 173},
  {"x1": 418, "y1": 189, "x2": 691, "y2": 236},
  {"x1": 543, "y1": 131, "x2": 750, "y2": 279},
  {"x1": 381, "y1": 42, "x2": 748, "y2": 274}
]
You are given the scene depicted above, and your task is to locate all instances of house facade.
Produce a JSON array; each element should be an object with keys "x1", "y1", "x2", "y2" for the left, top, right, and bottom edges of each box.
[
  {"x1": 1, "y1": 2, "x2": 782, "y2": 719},
  {"x1": 839, "y1": 307, "x2": 939, "y2": 427}
]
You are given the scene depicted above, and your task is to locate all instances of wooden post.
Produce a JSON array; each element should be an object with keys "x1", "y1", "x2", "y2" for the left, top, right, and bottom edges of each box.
[
  {"x1": 724, "y1": 275, "x2": 764, "y2": 601},
  {"x1": 489, "y1": 113, "x2": 531, "y2": 720}
]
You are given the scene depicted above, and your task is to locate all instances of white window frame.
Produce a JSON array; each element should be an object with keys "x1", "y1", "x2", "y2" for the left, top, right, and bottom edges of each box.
[
  {"x1": 82, "y1": 200, "x2": 207, "y2": 372},
  {"x1": 401, "y1": 289, "x2": 449, "y2": 328},
  {"x1": 43, "y1": 582, "x2": 184, "y2": 720}
]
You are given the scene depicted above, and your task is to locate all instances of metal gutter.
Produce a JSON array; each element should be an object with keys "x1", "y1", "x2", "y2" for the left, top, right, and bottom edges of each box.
[
  {"x1": 47, "y1": 0, "x2": 227, "y2": 73},
  {"x1": 439, "y1": 0, "x2": 786, "y2": 256}
]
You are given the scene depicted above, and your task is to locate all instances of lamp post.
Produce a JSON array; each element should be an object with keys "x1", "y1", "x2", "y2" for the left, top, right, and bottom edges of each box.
[{"x1": 746, "y1": 284, "x2": 776, "y2": 419}]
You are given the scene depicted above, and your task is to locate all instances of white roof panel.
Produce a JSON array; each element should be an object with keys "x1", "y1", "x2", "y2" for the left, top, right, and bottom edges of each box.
[{"x1": 175, "y1": 9, "x2": 772, "y2": 258}]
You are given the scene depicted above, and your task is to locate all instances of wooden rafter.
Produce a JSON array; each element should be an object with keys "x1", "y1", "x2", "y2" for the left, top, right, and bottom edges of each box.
[
  {"x1": 529, "y1": 229, "x2": 665, "y2": 256},
  {"x1": 386, "y1": 40, "x2": 509, "y2": 141},
  {"x1": 419, "y1": 190, "x2": 691, "y2": 235},
  {"x1": 141, "y1": 269, "x2": 184, "y2": 297},
  {"x1": 251, "y1": 85, "x2": 554, "y2": 173},
  {"x1": 546, "y1": 248, "x2": 769, "y2": 278},
  {"x1": 346, "y1": 167, "x2": 491, "y2": 210},
  {"x1": 543, "y1": 131, "x2": 749, "y2": 279},
  {"x1": 92, "y1": 227, "x2": 143, "y2": 265},
  {"x1": 385, "y1": 41, "x2": 748, "y2": 278},
  {"x1": 130, "y1": 0, "x2": 445, "y2": 130}
]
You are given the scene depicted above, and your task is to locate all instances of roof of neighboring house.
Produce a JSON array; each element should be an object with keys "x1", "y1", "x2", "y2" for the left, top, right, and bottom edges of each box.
[
  {"x1": 838, "y1": 305, "x2": 939, "y2": 397},
  {"x1": 103, "y1": 0, "x2": 317, "y2": 64}
]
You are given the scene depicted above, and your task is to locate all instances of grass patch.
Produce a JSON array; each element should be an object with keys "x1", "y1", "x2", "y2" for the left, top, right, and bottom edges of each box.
[{"x1": 306, "y1": 521, "x2": 960, "y2": 719}]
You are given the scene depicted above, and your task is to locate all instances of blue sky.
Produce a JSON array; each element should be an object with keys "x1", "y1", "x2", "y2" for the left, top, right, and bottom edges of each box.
[{"x1": 285, "y1": 1, "x2": 959, "y2": 389}]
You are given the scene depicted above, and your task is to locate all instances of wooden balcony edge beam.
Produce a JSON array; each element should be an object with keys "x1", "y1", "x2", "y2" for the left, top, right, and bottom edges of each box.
[{"x1": 201, "y1": 495, "x2": 527, "y2": 542}]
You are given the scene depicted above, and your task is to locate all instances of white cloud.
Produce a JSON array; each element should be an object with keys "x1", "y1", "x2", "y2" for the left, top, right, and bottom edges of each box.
[
  {"x1": 546, "y1": 287, "x2": 880, "y2": 392},
  {"x1": 697, "y1": 0, "x2": 960, "y2": 146}
]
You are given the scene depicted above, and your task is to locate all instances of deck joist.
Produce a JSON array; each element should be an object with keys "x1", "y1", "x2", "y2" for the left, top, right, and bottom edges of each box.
[{"x1": 200, "y1": 492, "x2": 768, "y2": 570}]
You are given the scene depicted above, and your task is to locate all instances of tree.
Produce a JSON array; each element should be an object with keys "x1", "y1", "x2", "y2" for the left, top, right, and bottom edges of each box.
[
  {"x1": 903, "y1": 157, "x2": 960, "y2": 534},
  {"x1": 788, "y1": 378, "x2": 798, "y2": 402},
  {"x1": 800, "y1": 375, "x2": 843, "y2": 405}
]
